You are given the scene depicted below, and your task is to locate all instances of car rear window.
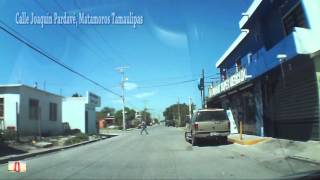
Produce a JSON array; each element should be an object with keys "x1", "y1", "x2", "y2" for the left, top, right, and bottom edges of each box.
[{"x1": 196, "y1": 111, "x2": 227, "y2": 122}]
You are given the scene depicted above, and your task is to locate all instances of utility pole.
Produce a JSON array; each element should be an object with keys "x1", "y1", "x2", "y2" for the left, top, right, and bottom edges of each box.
[
  {"x1": 198, "y1": 69, "x2": 205, "y2": 109},
  {"x1": 177, "y1": 98, "x2": 181, "y2": 127},
  {"x1": 189, "y1": 96, "x2": 192, "y2": 118},
  {"x1": 202, "y1": 69, "x2": 205, "y2": 108},
  {"x1": 116, "y1": 66, "x2": 129, "y2": 131}
]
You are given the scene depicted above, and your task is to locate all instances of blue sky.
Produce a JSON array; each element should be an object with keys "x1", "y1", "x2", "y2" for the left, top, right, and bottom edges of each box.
[{"x1": 0, "y1": 0, "x2": 252, "y2": 118}]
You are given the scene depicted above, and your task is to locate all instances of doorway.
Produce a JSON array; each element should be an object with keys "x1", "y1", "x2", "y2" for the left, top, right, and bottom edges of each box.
[{"x1": 85, "y1": 110, "x2": 88, "y2": 134}]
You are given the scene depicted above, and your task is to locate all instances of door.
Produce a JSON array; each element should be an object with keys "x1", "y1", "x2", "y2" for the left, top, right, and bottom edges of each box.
[
  {"x1": 0, "y1": 98, "x2": 4, "y2": 130},
  {"x1": 85, "y1": 110, "x2": 88, "y2": 134}
]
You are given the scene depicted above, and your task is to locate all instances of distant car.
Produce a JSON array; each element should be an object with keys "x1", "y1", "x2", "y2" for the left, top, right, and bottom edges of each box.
[
  {"x1": 108, "y1": 125, "x2": 119, "y2": 129},
  {"x1": 165, "y1": 120, "x2": 175, "y2": 127},
  {"x1": 185, "y1": 109, "x2": 230, "y2": 146}
]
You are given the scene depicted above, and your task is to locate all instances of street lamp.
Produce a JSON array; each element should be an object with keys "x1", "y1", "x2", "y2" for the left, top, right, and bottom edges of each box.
[{"x1": 277, "y1": 54, "x2": 287, "y2": 87}]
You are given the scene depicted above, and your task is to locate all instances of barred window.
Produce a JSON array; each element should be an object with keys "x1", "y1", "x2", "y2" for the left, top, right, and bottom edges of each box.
[
  {"x1": 0, "y1": 98, "x2": 4, "y2": 119},
  {"x1": 49, "y1": 103, "x2": 57, "y2": 121},
  {"x1": 29, "y1": 99, "x2": 39, "y2": 120}
]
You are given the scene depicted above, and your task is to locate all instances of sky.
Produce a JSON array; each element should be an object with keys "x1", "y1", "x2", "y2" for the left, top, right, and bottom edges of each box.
[{"x1": 0, "y1": 0, "x2": 253, "y2": 119}]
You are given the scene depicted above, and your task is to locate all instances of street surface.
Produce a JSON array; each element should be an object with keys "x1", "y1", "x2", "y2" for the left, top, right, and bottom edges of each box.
[{"x1": 0, "y1": 125, "x2": 319, "y2": 179}]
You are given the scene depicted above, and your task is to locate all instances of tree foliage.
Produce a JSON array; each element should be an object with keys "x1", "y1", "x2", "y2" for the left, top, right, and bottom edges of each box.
[
  {"x1": 72, "y1": 93, "x2": 82, "y2": 97},
  {"x1": 114, "y1": 107, "x2": 136, "y2": 126},
  {"x1": 140, "y1": 108, "x2": 152, "y2": 125},
  {"x1": 96, "y1": 106, "x2": 154, "y2": 127},
  {"x1": 96, "y1": 106, "x2": 115, "y2": 120},
  {"x1": 163, "y1": 103, "x2": 196, "y2": 127}
]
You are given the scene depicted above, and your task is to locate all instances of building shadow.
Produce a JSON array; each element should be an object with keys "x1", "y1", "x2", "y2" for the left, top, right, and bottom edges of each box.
[
  {"x1": 193, "y1": 138, "x2": 232, "y2": 147},
  {"x1": 0, "y1": 143, "x2": 26, "y2": 157}
]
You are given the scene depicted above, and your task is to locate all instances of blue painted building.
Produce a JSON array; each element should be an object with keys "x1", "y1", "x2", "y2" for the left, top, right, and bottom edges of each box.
[{"x1": 207, "y1": 0, "x2": 320, "y2": 140}]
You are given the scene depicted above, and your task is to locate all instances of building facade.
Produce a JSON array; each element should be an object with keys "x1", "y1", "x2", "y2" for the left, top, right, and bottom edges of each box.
[
  {"x1": 62, "y1": 92, "x2": 101, "y2": 134},
  {"x1": 0, "y1": 84, "x2": 63, "y2": 136},
  {"x1": 207, "y1": 0, "x2": 320, "y2": 140}
]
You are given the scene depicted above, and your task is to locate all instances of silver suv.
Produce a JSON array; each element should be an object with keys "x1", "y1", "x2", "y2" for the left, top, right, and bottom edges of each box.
[{"x1": 185, "y1": 109, "x2": 230, "y2": 146}]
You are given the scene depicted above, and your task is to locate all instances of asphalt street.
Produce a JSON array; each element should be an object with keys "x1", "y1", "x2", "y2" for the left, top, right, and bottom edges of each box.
[{"x1": 0, "y1": 125, "x2": 318, "y2": 180}]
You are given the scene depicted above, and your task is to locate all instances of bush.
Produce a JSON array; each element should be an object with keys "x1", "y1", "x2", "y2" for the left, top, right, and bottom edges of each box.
[
  {"x1": 64, "y1": 133, "x2": 89, "y2": 145},
  {"x1": 0, "y1": 130, "x2": 17, "y2": 142},
  {"x1": 63, "y1": 128, "x2": 81, "y2": 135}
]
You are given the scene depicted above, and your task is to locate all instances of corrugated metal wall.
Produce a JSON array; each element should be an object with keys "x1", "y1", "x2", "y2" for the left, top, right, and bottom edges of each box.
[{"x1": 266, "y1": 55, "x2": 319, "y2": 140}]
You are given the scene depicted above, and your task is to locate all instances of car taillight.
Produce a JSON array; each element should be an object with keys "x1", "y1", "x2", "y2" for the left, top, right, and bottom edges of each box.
[{"x1": 194, "y1": 123, "x2": 199, "y2": 130}]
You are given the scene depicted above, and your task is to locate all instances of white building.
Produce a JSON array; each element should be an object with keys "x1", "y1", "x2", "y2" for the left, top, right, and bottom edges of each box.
[
  {"x1": 62, "y1": 92, "x2": 101, "y2": 134},
  {"x1": 0, "y1": 84, "x2": 63, "y2": 136}
]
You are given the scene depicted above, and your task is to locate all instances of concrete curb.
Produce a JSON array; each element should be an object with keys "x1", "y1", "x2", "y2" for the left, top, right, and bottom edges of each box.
[
  {"x1": 228, "y1": 136, "x2": 270, "y2": 145},
  {"x1": 0, "y1": 135, "x2": 117, "y2": 164}
]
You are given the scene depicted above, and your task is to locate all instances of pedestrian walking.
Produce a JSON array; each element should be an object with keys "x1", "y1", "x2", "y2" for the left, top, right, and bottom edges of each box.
[{"x1": 140, "y1": 120, "x2": 149, "y2": 135}]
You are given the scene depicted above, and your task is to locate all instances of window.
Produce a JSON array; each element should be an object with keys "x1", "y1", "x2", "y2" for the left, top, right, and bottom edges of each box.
[
  {"x1": 49, "y1": 103, "x2": 57, "y2": 121},
  {"x1": 29, "y1": 99, "x2": 39, "y2": 120},
  {"x1": 196, "y1": 111, "x2": 227, "y2": 122},
  {"x1": 283, "y1": 3, "x2": 307, "y2": 35},
  {"x1": 0, "y1": 98, "x2": 4, "y2": 119}
]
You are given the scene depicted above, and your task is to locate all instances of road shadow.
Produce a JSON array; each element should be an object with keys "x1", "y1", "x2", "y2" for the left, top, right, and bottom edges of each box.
[
  {"x1": 0, "y1": 143, "x2": 27, "y2": 157},
  {"x1": 196, "y1": 139, "x2": 232, "y2": 147}
]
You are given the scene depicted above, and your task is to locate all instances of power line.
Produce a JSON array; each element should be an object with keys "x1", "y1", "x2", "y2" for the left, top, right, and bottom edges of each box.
[
  {"x1": 137, "y1": 79, "x2": 197, "y2": 89},
  {"x1": 133, "y1": 74, "x2": 218, "y2": 84},
  {"x1": 0, "y1": 20, "x2": 121, "y2": 97},
  {"x1": 73, "y1": 0, "x2": 129, "y2": 65},
  {"x1": 39, "y1": 0, "x2": 117, "y2": 66},
  {"x1": 135, "y1": 74, "x2": 218, "y2": 89}
]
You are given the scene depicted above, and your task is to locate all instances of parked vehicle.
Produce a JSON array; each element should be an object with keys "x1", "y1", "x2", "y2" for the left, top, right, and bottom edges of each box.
[
  {"x1": 185, "y1": 109, "x2": 230, "y2": 145},
  {"x1": 165, "y1": 120, "x2": 175, "y2": 127}
]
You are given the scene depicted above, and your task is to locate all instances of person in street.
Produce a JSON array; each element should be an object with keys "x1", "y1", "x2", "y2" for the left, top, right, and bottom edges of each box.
[{"x1": 140, "y1": 120, "x2": 149, "y2": 135}]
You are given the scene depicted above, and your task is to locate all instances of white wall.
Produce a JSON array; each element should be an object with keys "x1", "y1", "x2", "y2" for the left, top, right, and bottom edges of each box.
[
  {"x1": 63, "y1": 96, "x2": 98, "y2": 134},
  {"x1": 62, "y1": 97, "x2": 86, "y2": 132},
  {"x1": 19, "y1": 86, "x2": 63, "y2": 136},
  {"x1": 0, "y1": 85, "x2": 63, "y2": 135},
  {"x1": 0, "y1": 94, "x2": 19, "y2": 128}
]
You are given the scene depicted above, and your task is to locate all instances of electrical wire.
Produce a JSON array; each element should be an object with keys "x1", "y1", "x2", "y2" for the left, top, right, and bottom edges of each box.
[
  {"x1": 135, "y1": 74, "x2": 219, "y2": 89},
  {"x1": 137, "y1": 79, "x2": 197, "y2": 89},
  {"x1": 35, "y1": 0, "x2": 117, "y2": 66},
  {"x1": 0, "y1": 20, "x2": 121, "y2": 97},
  {"x1": 72, "y1": 0, "x2": 129, "y2": 66}
]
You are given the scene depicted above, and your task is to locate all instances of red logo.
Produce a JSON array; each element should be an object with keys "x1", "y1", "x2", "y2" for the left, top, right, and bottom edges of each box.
[{"x1": 8, "y1": 161, "x2": 26, "y2": 173}]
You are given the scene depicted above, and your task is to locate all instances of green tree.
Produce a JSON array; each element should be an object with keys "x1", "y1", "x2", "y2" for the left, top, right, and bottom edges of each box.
[
  {"x1": 140, "y1": 108, "x2": 152, "y2": 125},
  {"x1": 153, "y1": 118, "x2": 159, "y2": 124},
  {"x1": 96, "y1": 106, "x2": 116, "y2": 120},
  {"x1": 114, "y1": 107, "x2": 136, "y2": 126},
  {"x1": 163, "y1": 103, "x2": 196, "y2": 127},
  {"x1": 72, "y1": 93, "x2": 82, "y2": 97}
]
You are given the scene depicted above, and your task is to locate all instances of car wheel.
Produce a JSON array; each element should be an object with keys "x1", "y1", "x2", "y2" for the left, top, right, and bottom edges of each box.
[
  {"x1": 192, "y1": 135, "x2": 198, "y2": 146},
  {"x1": 221, "y1": 136, "x2": 228, "y2": 143},
  {"x1": 184, "y1": 132, "x2": 188, "y2": 142}
]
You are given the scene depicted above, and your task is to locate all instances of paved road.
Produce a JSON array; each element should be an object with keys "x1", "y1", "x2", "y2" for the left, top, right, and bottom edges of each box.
[{"x1": 0, "y1": 125, "x2": 318, "y2": 179}]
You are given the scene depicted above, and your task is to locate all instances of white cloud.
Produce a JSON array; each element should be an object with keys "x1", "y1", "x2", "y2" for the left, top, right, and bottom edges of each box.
[
  {"x1": 111, "y1": 96, "x2": 132, "y2": 104},
  {"x1": 124, "y1": 82, "x2": 138, "y2": 91},
  {"x1": 134, "y1": 91, "x2": 156, "y2": 99},
  {"x1": 153, "y1": 26, "x2": 188, "y2": 49},
  {"x1": 111, "y1": 99, "x2": 122, "y2": 104}
]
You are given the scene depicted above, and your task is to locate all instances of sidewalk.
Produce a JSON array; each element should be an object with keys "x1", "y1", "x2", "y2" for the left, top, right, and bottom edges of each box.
[
  {"x1": 0, "y1": 135, "x2": 114, "y2": 164},
  {"x1": 228, "y1": 133, "x2": 320, "y2": 165},
  {"x1": 99, "y1": 128, "x2": 136, "y2": 136}
]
